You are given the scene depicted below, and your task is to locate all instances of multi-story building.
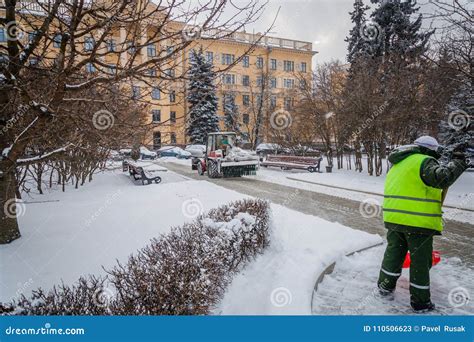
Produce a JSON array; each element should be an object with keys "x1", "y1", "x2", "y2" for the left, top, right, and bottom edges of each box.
[
  {"x1": 1, "y1": 0, "x2": 316, "y2": 149},
  {"x1": 149, "y1": 31, "x2": 316, "y2": 148}
]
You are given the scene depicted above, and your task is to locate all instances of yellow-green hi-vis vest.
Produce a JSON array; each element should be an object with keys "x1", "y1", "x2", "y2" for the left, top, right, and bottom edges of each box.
[{"x1": 383, "y1": 153, "x2": 443, "y2": 231}]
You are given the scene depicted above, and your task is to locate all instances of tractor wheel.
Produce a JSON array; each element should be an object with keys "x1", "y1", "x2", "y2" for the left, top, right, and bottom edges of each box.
[
  {"x1": 197, "y1": 162, "x2": 205, "y2": 176},
  {"x1": 308, "y1": 167, "x2": 316, "y2": 173},
  {"x1": 207, "y1": 160, "x2": 220, "y2": 178}
]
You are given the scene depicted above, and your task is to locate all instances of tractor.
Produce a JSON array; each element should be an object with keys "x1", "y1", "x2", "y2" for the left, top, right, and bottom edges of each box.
[{"x1": 191, "y1": 132, "x2": 259, "y2": 178}]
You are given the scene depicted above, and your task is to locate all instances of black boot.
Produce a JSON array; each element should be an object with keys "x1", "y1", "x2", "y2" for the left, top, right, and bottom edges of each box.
[{"x1": 411, "y1": 301, "x2": 435, "y2": 313}]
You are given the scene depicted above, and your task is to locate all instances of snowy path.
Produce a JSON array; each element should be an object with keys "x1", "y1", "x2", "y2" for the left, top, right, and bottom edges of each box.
[
  {"x1": 312, "y1": 245, "x2": 474, "y2": 315},
  {"x1": 160, "y1": 161, "x2": 474, "y2": 267}
]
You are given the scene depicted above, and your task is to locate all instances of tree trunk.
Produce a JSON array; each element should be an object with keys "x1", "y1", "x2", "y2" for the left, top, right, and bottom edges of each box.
[{"x1": 0, "y1": 161, "x2": 22, "y2": 244}]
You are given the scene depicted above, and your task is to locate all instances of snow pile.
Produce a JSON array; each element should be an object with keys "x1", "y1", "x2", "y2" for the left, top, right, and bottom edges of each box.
[
  {"x1": 224, "y1": 146, "x2": 258, "y2": 162},
  {"x1": 5, "y1": 199, "x2": 270, "y2": 315}
]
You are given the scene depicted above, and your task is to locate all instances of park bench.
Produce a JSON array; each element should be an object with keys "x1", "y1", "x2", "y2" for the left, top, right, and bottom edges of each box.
[
  {"x1": 260, "y1": 155, "x2": 322, "y2": 173},
  {"x1": 123, "y1": 160, "x2": 164, "y2": 185}
]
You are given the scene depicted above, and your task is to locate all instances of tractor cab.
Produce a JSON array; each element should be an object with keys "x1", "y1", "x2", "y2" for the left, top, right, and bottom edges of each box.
[{"x1": 206, "y1": 132, "x2": 237, "y2": 158}]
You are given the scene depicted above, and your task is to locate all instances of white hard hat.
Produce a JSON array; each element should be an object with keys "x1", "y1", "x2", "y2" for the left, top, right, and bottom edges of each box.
[{"x1": 414, "y1": 136, "x2": 439, "y2": 151}]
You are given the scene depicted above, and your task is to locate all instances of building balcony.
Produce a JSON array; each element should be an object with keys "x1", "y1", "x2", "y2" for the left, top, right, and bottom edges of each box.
[{"x1": 202, "y1": 29, "x2": 314, "y2": 53}]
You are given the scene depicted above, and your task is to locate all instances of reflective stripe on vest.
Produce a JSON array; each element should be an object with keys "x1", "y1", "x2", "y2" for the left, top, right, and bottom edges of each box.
[{"x1": 383, "y1": 154, "x2": 443, "y2": 232}]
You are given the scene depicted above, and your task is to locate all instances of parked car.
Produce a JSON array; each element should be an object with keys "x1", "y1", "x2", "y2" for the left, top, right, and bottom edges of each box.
[
  {"x1": 256, "y1": 143, "x2": 282, "y2": 157},
  {"x1": 158, "y1": 146, "x2": 192, "y2": 159},
  {"x1": 119, "y1": 146, "x2": 157, "y2": 160},
  {"x1": 185, "y1": 144, "x2": 206, "y2": 158},
  {"x1": 140, "y1": 146, "x2": 157, "y2": 160}
]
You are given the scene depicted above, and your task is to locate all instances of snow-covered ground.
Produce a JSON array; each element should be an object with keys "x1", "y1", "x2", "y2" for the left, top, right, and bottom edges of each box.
[
  {"x1": 159, "y1": 157, "x2": 474, "y2": 224},
  {"x1": 0, "y1": 163, "x2": 380, "y2": 315},
  {"x1": 312, "y1": 245, "x2": 474, "y2": 315}
]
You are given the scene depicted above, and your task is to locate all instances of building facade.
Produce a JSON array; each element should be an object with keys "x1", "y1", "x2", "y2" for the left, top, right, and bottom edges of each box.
[{"x1": 1, "y1": 0, "x2": 316, "y2": 149}]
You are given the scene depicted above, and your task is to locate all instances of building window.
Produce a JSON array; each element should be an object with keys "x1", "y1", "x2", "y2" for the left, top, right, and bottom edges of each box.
[
  {"x1": 170, "y1": 133, "x2": 177, "y2": 144},
  {"x1": 300, "y1": 62, "x2": 307, "y2": 73},
  {"x1": 284, "y1": 60, "x2": 294, "y2": 72},
  {"x1": 29, "y1": 57, "x2": 39, "y2": 66},
  {"x1": 106, "y1": 39, "x2": 116, "y2": 52},
  {"x1": 0, "y1": 28, "x2": 6, "y2": 42},
  {"x1": 206, "y1": 51, "x2": 213, "y2": 64},
  {"x1": 166, "y1": 46, "x2": 173, "y2": 55},
  {"x1": 256, "y1": 76, "x2": 263, "y2": 87},
  {"x1": 299, "y1": 78, "x2": 307, "y2": 89},
  {"x1": 221, "y1": 53, "x2": 235, "y2": 65},
  {"x1": 148, "y1": 68, "x2": 157, "y2": 77},
  {"x1": 84, "y1": 37, "x2": 95, "y2": 51},
  {"x1": 242, "y1": 75, "x2": 250, "y2": 87},
  {"x1": 127, "y1": 41, "x2": 137, "y2": 54},
  {"x1": 270, "y1": 95, "x2": 277, "y2": 109},
  {"x1": 270, "y1": 77, "x2": 277, "y2": 88},
  {"x1": 151, "y1": 87, "x2": 161, "y2": 100},
  {"x1": 284, "y1": 97, "x2": 293, "y2": 110},
  {"x1": 256, "y1": 57, "x2": 264, "y2": 69},
  {"x1": 152, "y1": 110, "x2": 161, "y2": 123},
  {"x1": 170, "y1": 111, "x2": 176, "y2": 124},
  {"x1": 242, "y1": 95, "x2": 250, "y2": 107},
  {"x1": 53, "y1": 34, "x2": 62, "y2": 48},
  {"x1": 170, "y1": 91, "x2": 176, "y2": 103},
  {"x1": 85, "y1": 63, "x2": 96, "y2": 73},
  {"x1": 165, "y1": 69, "x2": 175, "y2": 78},
  {"x1": 153, "y1": 131, "x2": 161, "y2": 149},
  {"x1": 283, "y1": 78, "x2": 295, "y2": 88},
  {"x1": 242, "y1": 55, "x2": 250, "y2": 68},
  {"x1": 107, "y1": 65, "x2": 116, "y2": 75},
  {"x1": 222, "y1": 74, "x2": 235, "y2": 85},
  {"x1": 270, "y1": 58, "x2": 277, "y2": 70},
  {"x1": 243, "y1": 113, "x2": 250, "y2": 124},
  {"x1": 132, "y1": 86, "x2": 141, "y2": 100},
  {"x1": 147, "y1": 44, "x2": 157, "y2": 57},
  {"x1": 28, "y1": 31, "x2": 39, "y2": 42}
]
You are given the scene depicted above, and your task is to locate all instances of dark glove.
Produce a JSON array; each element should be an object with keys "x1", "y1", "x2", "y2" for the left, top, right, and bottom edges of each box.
[{"x1": 452, "y1": 143, "x2": 468, "y2": 162}]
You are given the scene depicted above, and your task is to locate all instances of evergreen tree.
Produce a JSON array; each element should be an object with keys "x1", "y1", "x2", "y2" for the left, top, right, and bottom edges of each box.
[
  {"x1": 370, "y1": 0, "x2": 433, "y2": 59},
  {"x1": 345, "y1": 0, "x2": 371, "y2": 62},
  {"x1": 223, "y1": 93, "x2": 241, "y2": 133},
  {"x1": 438, "y1": 82, "x2": 473, "y2": 163},
  {"x1": 186, "y1": 48, "x2": 219, "y2": 144}
]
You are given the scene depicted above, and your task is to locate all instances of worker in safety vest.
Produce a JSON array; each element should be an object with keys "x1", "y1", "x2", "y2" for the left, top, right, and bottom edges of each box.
[{"x1": 377, "y1": 136, "x2": 468, "y2": 312}]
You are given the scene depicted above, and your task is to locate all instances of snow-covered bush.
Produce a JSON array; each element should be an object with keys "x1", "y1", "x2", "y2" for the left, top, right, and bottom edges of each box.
[{"x1": 6, "y1": 199, "x2": 270, "y2": 315}]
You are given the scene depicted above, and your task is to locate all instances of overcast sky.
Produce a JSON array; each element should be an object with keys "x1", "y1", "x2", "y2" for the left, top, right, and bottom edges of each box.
[
  {"x1": 248, "y1": 0, "x2": 356, "y2": 65},
  {"x1": 177, "y1": 0, "x2": 450, "y2": 67}
]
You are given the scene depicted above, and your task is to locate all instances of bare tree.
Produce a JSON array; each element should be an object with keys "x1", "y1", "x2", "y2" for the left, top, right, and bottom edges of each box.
[{"x1": 0, "y1": 0, "x2": 266, "y2": 244}]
